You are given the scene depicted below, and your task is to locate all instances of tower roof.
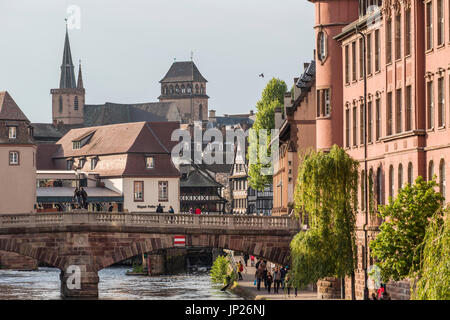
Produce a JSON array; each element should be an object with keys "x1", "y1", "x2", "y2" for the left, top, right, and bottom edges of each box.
[
  {"x1": 160, "y1": 61, "x2": 207, "y2": 83},
  {"x1": 0, "y1": 91, "x2": 30, "y2": 122},
  {"x1": 59, "y1": 27, "x2": 77, "y2": 89},
  {"x1": 77, "y1": 63, "x2": 84, "y2": 89}
]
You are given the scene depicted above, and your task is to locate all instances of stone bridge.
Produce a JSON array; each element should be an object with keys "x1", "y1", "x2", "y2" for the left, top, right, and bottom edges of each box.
[{"x1": 0, "y1": 212, "x2": 300, "y2": 298}]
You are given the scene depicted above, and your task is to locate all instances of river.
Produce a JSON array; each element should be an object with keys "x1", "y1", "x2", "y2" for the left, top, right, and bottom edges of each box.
[{"x1": 0, "y1": 266, "x2": 243, "y2": 300}]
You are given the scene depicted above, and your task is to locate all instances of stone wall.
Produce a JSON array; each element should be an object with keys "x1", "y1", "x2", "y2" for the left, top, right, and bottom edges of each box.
[
  {"x1": 0, "y1": 250, "x2": 38, "y2": 270},
  {"x1": 317, "y1": 277, "x2": 341, "y2": 299}
]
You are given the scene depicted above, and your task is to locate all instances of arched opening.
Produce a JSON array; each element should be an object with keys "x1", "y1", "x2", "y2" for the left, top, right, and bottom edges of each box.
[
  {"x1": 376, "y1": 167, "x2": 383, "y2": 206},
  {"x1": 389, "y1": 165, "x2": 394, "y2": 200},
  {"x1": 439, "y1": 159, "x2": 446, "y2": 201},
  {"x1": 398, "y1": 163, "x2": 403, "y2": 191},
  {"x1": 361, "y1": 170, "x2": 366, "y2": 211},
  {"x1": 428, "y1": 160, "x2": 435, "y2": 181},
  {"x1": 199, "y1": 104, "x2": 203, "y2": 121},
  {"x1": 59, "y1": 96, "x2": 63, "y2": 113},
  {"x1": 407, "y1": 162, "x2": 413, "y2": 185},
  {"x1": 74, "y1": 96, "x2": 79, "y2": 111}
]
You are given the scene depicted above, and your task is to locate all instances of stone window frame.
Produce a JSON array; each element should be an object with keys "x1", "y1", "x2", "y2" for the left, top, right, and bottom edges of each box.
[
  {"x1": 74, "y1": 96, "x2": 79, "y2": 111},
  {"x1": 158, "y1": 181, "x2": 169, "y2": 202},
  {"x1": 425, "y1": 0, "x2": 434, "y2": 52},
  {"x1": 317, "y1": 30, "x2": 328, "y2": 64},
  {"x1": 9, "y1": 150, "x2": 19, "y2": 166}
]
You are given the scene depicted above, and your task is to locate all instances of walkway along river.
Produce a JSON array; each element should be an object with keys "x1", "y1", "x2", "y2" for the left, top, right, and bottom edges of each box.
[{"x1": 0, "y1": 266, "x2": 243, "y2": 300}]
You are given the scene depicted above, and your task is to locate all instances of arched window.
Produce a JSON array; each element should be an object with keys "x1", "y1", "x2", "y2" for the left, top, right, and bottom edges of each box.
[
  {"x1": 376, "y1": 167, "x2": 383, "y2": 205},
  {"x1": 429, "y1": 160, "x2": 435, "y2": 181},
  {"x1": 407, "y1": 162, "x2": 413, "y2": 185},
  {"x1": 369, "y1": 168, "x2": 374, "y2": 211},
  {"x1": 74, "y1": 96, "x2": 79, "y2": 111},
  {"x1": 389, "y1": 165, "x2": 394, "y2": 199},
  {"x1": 181, "y1": 85, "x2": 185, "y2": 94},
  {"x1": 439, "y1": 159, "x2": 446, "y2": 200},
  {"x1": 199, "y1": 104, "x2": 203, "y2": 121},
  {"x1": 59, "y1": 96, "x2": 63, "y2": 113},
  {"x1": 170, "y1": 86, "x2": 174, "y2": 94},
  {"x1": 187, "y1": 85, "x2": 192, "y2": 94},
  {"x1": 317, "y1": 31, "x2": 327, "y2": 62},
  {"x1": 398, "y1": 163, "x2": 403, "y2": 191},
  {"x1": 175, "y1": 85, "x2": 180, "y2": 94},
  {"x1": 195, "y1": 84, "x2": 199, "y2": 94},
  {"x1": 200, "y1": 85, "x2": 204, "y2": 94}
]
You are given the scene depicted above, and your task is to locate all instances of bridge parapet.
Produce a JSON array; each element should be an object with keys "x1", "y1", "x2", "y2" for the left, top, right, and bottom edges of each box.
[{"x1": 0, "y1": 212, "x2": 300, "y2": 232}]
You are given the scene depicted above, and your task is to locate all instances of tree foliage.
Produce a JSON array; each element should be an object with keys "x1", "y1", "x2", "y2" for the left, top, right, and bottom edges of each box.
[
  {"x1": 248, "y1": 78, "x2": 287, "y2": 190},
  {"x1": 210, "y1": 255, "x2": 237, "y2": 286},
  {"x1": 370, "y1": 176, "x2": 444, "y2": 282},
  {"x1": 412, "y1": 208, "x2": 450, "y2": 300},
  {"x1": 290, "y1": 145, "x2": 359, "y2": 289}
]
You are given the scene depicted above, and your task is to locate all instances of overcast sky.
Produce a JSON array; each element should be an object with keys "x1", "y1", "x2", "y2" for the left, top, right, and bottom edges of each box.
[{"x1": 0, "y1": 0, "x2": 315, "y2": 123}]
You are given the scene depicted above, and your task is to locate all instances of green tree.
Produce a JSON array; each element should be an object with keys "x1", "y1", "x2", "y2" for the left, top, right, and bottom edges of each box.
[
  {"x1": 290, "y1": 145, "x2": 359, "y2": 290},
  {"x1": 248, "y1": 78, "x2": 287, "y2": 190},
  {"x1": 412, "y1": 208, "x2": 449, "y2": 300},
  {"x1": 370, "y1": 176, "x2": 444, "y2": 282}
]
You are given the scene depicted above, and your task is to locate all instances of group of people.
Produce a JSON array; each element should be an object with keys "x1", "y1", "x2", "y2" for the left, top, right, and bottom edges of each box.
[
  {"x1": 370, "y1": 284, "x2": 391, "y2": 300},
  {"x1": 188, "y1": 207, "x2": 204, "y2": 215},
  {"x1": 253, "y1": 259, "x2": 295, "y2": 295},
  {"x1": 73, "y1": 187, "x2": 88, "y2": 209},
  {"x1": 156, "y1": 204, "x2": 175, "y2": 213}
]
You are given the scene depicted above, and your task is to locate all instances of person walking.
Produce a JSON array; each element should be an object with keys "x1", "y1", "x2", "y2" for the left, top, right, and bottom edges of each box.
[
  {"x1": 255, "y1": 266, "x2": 264, "y2": 291},
  {"x1": 266, "y1": 271, "x2": 273, "y2": 293},
  {"x1": 237, "y1": 261, "x2": 244, "y2": 280},
  {"x1": 273, "y1": 266, "x2": 282, "y2": 294},
  {"x1": 80, "y1": 187, "x2": 88, "y2": 209},
  {"x1": 243, "y1": 254, "x2": 249, "y2": 267},
  {"x1": 280, "y1": 266, "x2": 287, "y2": 289}
]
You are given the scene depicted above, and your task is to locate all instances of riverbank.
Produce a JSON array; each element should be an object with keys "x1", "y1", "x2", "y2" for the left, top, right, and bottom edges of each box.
[{"x1": 229, "y1": 265, "x2": 317, "y2": 300}]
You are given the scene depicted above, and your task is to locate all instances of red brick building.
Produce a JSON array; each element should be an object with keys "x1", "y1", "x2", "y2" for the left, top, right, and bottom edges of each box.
[{"x1": 309, "y1": 0, "x2": 450, "y2": 299}]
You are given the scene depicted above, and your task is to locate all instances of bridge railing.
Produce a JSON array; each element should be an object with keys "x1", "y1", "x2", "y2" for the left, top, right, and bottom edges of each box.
[{"x1": 0, "y1": 212, "x2": 300, "y2": 232}]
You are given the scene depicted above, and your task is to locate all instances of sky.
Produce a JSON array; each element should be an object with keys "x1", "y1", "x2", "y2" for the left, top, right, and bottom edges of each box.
[{"x1": 0, "y1": 0, "x2": 315, "y2": 123}]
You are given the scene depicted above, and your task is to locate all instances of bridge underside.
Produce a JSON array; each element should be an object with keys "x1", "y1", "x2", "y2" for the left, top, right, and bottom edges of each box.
[{"x1": 0, "y1": 229, "x2": 294, "y2": 298}]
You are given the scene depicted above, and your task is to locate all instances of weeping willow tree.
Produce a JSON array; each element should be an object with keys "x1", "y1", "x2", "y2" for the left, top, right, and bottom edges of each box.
[
  {"x1": 290, "y1": 145, "x2": 359, "y2": 291},
  {"x1": 412, "y1": 208, "x2": 450, "y2": 300}
]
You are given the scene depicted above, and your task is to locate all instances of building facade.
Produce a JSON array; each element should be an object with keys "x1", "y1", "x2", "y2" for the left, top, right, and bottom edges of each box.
[{"x1": 0, "y1": 91, "x2": 36, "y2": 214}]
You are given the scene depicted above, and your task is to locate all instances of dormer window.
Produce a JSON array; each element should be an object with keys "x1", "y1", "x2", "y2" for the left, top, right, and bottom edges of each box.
[
  {"x1": 72, "y1": 130, "x2": 96, "y2": 150},
  {"x1": 73, "y1": 141, "x2": 81, "y2": 149},
  {"x1": 146, "y1": 156, "x2": 154, "y2": 169},
  {"x1": 67, "y1": 159, "x2": 74, "y2": 170},
  {"x1": 91, "y1": 157, "x2": 98, "y2": 170},
  {"x1": 8, "y1": 126, "x2": 17, "y2": 139}
]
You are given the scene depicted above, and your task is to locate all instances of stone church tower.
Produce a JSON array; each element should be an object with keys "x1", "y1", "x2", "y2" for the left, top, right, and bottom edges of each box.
[
  {"x1": 50, "y1": 26, "x2": 85, "y2": 125},
  {"x1": 158, "y1": 61, "x2": 208, "y2": 123}
]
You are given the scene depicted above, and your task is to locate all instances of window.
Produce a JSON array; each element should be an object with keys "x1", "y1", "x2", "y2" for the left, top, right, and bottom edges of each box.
[
  {"x1": 73, "y1": 141, "x2": 81, "y2": 150},
  {"x1": 427, "y1": 81, "x2": 434, "y2": 129},
  {"x1": 318, "y1": 31, "x2": 327, "y2": 62},
  {"x1": 405, "y1": 8, "x2": 411, "y2": 56},
  {"x1": 376, "y1": 98, "x2": 381, "y2": 140},
  {"x1": 360, "y1": 102, "x2": 364, "y2": 144},
  {"x1": 438, "y1": 77, "x2": 445, "y2": 127},
  {"x1": 408, "y1": 162, "x2": 413, "y2": 184},
  {"x1": 346, "y1": 108, "x2": 350, "y2": 147},
  {"x1": 353, "y1": 105, "x2": 357, "y2": 146},
  {"x1": 437, "y1": 0, "x2": 444, "y2": 46},
  {"x1": 386, "y1": 18, "x2": 392, "y2": 63},
  {"x1": 429, "y1": 160, "x2": 435, "y2": 180},
  {"x1": 181, "y1": 85, "x2": 185, "y2": 94},
  {"x1": 59, "y1": 96, "x2": 63, "y2": 113},
  {"x1": 406, "y1": 86, "x2": 413, "y2": 131},
  {"x1": 158, "y1": 181, "x2": 168, "y2": 201},
  {"x1": 396, "y1": 88, "x2": 403, "y2": 133},
  {"x1": 376, "y1": 167, "x2": 383, "y2": 205},
  {"x1": 8, "y1": 126, "x2": 17, "y2": 139},
  {"x1": 74, "y1": 96, "x2": 79, "y2": 111},
  {"x1": 387, "y1": 92, "x2": 393, "y2": 135},
  {"x1": 9, "y1": 151, "x2": 19, "y2": 165},
  {"x1": 345, "y1": 45, "x2": 350, "y2": 84},
  {"x1": 398, "y1": 163, "x2": 403, "y2": 191},
  {"x1": 91, "y1": 158, "x2": 98, "y2": 170},
  {"x1": 375, "y1": 29, "x2": 380, "y2": 72},
  {"x1": 134, "y1": 181, "x2": 144, "y2": 201},
  {"x1": 389, "y1": 165, "x2": 394, "y2": 199},
  {"x1": 352, "y1": 41, "x2": 357, "y2": 81},
  {"x1": 367, "y1": 33, "x2": 372, "y2": 75},
  {"x1": 361, "y1": 170, "x2": 366, "y2": 211},
  {"x1": 359, "y1": 38, "x2": 364, "y2": 79},
  {"x1": 395, "y1": 12, "x2": 402, "y2": 60},
  {"x1": 79, "y1": 158, "x2": 86, "y2": 168},
  {"x1": 426, "y1": 1, "x2": 433, "y2": 50},
  {"x1": 199, "y1": 104, "x2": 203, "y2": 120},
  {"x1": 368, "y1": 101, "x2": 373, "y2": 143},
  {"x1": 67, "y1": 160, "x2": 74, "y2": 170},
  {"x1": 439, "y1": 159, "x2": 446, "y2": 200},
  {"x1": 146, "y1": 156, "x2": 154, "y2": 169},
  {"x1": 317, "y1": 89, "x2": 331, "y2": 117}
]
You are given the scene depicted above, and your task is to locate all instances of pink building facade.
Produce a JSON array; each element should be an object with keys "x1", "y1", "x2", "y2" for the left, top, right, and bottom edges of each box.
[{"x1": 309, "y1": 0, "x2": 450, "y2": 299}]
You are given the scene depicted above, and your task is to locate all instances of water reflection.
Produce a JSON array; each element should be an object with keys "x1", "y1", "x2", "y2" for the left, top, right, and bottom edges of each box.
[{"x1": 0, "y1": 266, "x2": 242, "y2": 300}]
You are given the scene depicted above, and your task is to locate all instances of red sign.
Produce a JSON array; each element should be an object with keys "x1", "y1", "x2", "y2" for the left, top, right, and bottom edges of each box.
[{"x1": 174, "y1": 235, "x2": 186, "y2": 247}]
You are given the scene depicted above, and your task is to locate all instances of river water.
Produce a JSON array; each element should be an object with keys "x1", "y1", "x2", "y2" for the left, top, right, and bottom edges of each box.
[{"x1": 0, "y1": 266, "x2": 243, "y2": 300}]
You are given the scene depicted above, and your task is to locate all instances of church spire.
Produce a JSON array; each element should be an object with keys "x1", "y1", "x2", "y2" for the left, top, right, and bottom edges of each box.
[
  {"x1": 77, "y1": 61, "x2": 84, "y2": 89},
  {"x1": 59, "y1": 22, "x2": 76, "y2": 89}
]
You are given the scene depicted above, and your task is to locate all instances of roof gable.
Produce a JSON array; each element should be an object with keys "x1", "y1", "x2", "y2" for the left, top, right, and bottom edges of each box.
[{"x1": 0, "y1": 91, "x2": 30, "y2": 121}]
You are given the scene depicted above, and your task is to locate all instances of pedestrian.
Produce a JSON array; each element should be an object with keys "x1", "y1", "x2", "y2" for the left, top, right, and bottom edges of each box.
[
  {"x1": 262, "y1": 267, "x2": 268, "y2": 289},
  {"x1": 255, "y1": 259, "x2": 261, "y2": 270},
  {"x1": 273, "y1": 266, "x2": 282, "y2": 294},
  {"x1": 280, "y1": 266, "x2": 287, "y2": 289},
  {"x1": 243, "y1": 254, "x2": 249, "y2": 267},
  {"x1": 80, "y1": 187, "x2": 88, "y2": 209},
  {"x1": 168, "y1": 206, "x2": 175, "y2": 213},
  {"x1": 285, "y1": 272, "x2": 297, "y2": 297},
  {"x1": 255, "y1": 266, "x2": 264, "y2": 291},
  {"x1": 266, "y1": 271, "x2": 273, "y2": 293},
  {"x1": 73, "y1": 188, "x2": 82, "y2": 208},
  {"x1": 156, "y1": 204, "x2": 164, "y2": 213},
  {"x1": 195, "y1": 207, "x2": 201, "y2": 215},
  {"x1": 250, "y1": 255, "x2": 255, "y2": 267},
  {"x1": 237, "y1": 261, "x2": 244, "y2": 280}
]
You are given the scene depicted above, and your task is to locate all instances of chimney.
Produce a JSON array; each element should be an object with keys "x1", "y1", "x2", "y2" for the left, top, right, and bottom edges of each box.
[
  {"x1": 284, "y1": 92, "x2": 292, "y2": 109},
  {"x1": 209, "y1": 109, "x2": 216, "y2": 120},
  {"x1": 250, "y1": 110, "x2": 254, "y2": 116},
  {"x1": 53, "y1": 119, "x2": 58, "y2": 127},
  {"x1": 274, "y1": 106, "x2": 284, "y2": 129},
  {"x1": 304, "y1": 62, "x2": 310, "y2": 70}
]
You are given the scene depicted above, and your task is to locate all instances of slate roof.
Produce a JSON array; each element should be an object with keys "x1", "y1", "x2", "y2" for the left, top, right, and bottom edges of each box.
[
  {"x1": 60, "y1": 28, "x2": 77, "y2": 89},
  {"x1": 0, "y1": 91, "x2": 30, "y2": 121},
  {"x1": 160, "y1": 61, "x2": 208, "y2": 83},
  {"x1": 180, "y1": 164, "x2": 223, "y2": 188}
]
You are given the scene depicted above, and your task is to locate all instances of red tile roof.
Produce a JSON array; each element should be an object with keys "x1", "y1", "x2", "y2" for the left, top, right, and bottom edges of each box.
[{"x1": 0, "y1": 91, "x2": 30, "y2": 121}]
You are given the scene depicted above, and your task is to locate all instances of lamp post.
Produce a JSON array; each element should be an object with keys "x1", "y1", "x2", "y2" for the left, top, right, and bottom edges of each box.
[{"x1": 356, "y1": 25, "x2": 369, "y2": 301}]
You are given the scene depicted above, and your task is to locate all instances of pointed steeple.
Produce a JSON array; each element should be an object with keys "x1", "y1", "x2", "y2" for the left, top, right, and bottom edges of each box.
[
  {"x1": 77, "y1": 61, "x2": 84, "y2": 89},
  {"x1": 59, "y1": 23, "x2": 76, "y2": 89}
]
